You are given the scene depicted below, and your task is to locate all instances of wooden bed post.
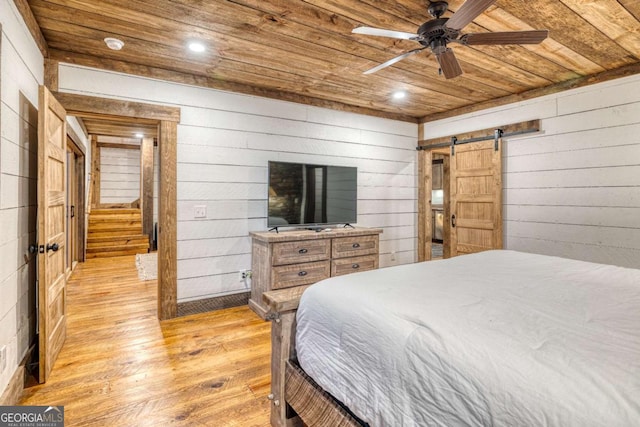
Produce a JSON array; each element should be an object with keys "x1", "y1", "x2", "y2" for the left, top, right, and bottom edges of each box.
[
  {"x1": 264, "y1": 286, "x2": 366, "y2": 427},
  {"x1": 264, "y1": 287, "x2": 309, "y2": 427}
]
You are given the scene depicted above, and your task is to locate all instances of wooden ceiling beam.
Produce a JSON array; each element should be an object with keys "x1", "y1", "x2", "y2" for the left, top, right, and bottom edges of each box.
[
  {"x1": 79, "y1": 114, "x2": 159, "y2": 125},
  {"x1": 12, "y1": 0, "x2": 49, "y2": 57},
  {"x1": 49, "y1": 50, "x2": 419, "y2": 123},
  {"x1": 97, "y1": 142, "x2": 141, "y2": 150},
  {"x1": 421, "y1": 62, "x2": 640, "y2": 123},
  {"x1": 52, "y1": 91, "x2": 181, "y2": 122}
]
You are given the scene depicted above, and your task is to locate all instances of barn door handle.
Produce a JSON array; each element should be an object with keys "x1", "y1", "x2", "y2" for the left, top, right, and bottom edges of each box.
[
  {"x1": 46, "y1": 243, "x2": 59, "y2": 252},
  {"x1": 451, "y1": 214, "x2": 456, "y2": 228},
  {"x1": 71, "y1": 205, "x2": 75, "y2": 218}
]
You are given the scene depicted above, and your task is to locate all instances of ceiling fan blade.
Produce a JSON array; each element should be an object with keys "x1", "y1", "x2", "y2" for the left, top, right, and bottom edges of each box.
[
  {"x1": 436, "y1": 48, "x2": 463, "y2": 79},
  {"x1": 363, "y1": 48, "x2": 427, "y2": 74},
  {"x1": 352, "y1": 26, "x2": 419, "y2": 41},
  {"x1": 445, "y1": 0, "x2": 497, "y2": 31},
  {"x1": 462, "y1": 30, "x2": 549, "y2": 45}
]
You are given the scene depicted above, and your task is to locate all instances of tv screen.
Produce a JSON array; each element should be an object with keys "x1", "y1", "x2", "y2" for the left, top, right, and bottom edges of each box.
[{"x1": 268, "y1": 161, "x2": 357, "y2": 228}]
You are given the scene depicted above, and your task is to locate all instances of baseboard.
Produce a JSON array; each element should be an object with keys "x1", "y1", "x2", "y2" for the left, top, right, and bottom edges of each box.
[
  {"x1": 177, "y1": 292, "x2": 250, "y2": 317},
  {"x1": 0, "y1": 365, "x2": 24, "y2": 406}
]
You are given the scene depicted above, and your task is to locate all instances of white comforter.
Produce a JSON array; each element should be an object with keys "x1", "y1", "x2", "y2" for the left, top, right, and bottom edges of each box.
[{"x1": 296, "y1": 250, "x2": 640, "y2": 427}]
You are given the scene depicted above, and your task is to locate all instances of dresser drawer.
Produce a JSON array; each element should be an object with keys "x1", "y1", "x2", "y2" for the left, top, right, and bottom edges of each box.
[
  {"x1": 332, "y1": 235, "x2": 379, "y2": 259},
  {"x1": 331, "y1": 254, "x2": 378, "y2": 277},
  {"x1": 272, "y1": 260, "x2": 330, "y2": 290},
  {"x1": 272, "y1": 239, "x2": 330, "y2": 266}
]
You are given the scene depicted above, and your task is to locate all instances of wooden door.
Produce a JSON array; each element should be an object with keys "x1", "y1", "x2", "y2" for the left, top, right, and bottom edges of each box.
[
  {"x1": 450, "y1": 139, "x2": 502, "y2": 256},
  {"x1": 38, "y1": 86, "x2": 68, "y2": 382},
  {"x1": 66, "y1": 147, "x2": 76, "y2": 274}
]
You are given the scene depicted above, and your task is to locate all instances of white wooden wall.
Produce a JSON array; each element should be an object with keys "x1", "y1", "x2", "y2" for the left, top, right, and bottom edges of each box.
[
  {"x1": 58, "y1": 64, "x2": 418, "y2": 302},
  {"x1": 0, "y1": 1, "x2": 43, "y2": 397},
  {"x1": 99, "y1": 146, "x2": 141, "y2": 204},
  {"x1": 422, "y1": 74, "x2": 640, "y2": 269}
]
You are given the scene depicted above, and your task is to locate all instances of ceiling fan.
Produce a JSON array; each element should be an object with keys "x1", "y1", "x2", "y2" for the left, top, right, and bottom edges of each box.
[{"x1": 352, "y1": 0, "x2": 548, "y2": 79}]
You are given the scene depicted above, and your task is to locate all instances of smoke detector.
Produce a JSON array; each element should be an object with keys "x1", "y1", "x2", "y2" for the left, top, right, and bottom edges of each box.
[{"x1": 104, "y1": 37, "x2": 124, "y2": 50}]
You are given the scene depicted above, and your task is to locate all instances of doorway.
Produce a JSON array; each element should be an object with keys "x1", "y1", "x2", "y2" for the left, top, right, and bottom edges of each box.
[
  {"x1": 51, "y1": 91, "x2": 179, "y2": 320},
  {"x1": 65, "y1": 137, "x2": 85, "y2": 274},
  {"x1": 418, "y1": 140, "x2": 502, "y2": 261},
  {"x1": 430, "y1": 152, "x2": 450, "y2": 260}
]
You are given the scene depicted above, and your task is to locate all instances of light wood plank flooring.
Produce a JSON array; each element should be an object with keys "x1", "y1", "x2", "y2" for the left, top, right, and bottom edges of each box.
[{"x1": 20, "y1": 256, "x2": 271, "y2": 426}]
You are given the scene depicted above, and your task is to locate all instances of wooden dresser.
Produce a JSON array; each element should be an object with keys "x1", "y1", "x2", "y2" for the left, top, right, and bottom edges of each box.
[{"x1": 249, "y1": 227, "x2": 383, "y2": 319}]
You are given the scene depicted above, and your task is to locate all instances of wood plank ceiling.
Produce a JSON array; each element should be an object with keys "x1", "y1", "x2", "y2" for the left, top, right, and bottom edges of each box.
[
  {"x1": 24, "y1": 0, "x2": 640, "y2": 123},
  {"x1": 81, "y1": 116, "x2": 158, "y2": 139}
]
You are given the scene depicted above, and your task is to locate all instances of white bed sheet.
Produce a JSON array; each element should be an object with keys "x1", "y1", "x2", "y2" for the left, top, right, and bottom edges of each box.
[{"x1": 296, "y1": 250, "x2": 640, "y2": 427}]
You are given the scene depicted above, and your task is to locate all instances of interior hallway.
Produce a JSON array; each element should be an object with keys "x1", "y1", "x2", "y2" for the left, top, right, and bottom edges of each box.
[{"x1": 20, "y1": 256, "x2": 271, "y2": 426}]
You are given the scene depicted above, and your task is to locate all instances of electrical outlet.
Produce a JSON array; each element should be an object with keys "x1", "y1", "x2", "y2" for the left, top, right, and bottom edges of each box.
[
  {"x1": 239, "y1": 270, "x2": 252, "y2": 281},
  {"x1": 194, "y1": 205, "x2": 207, "y2": 218},
  {"x1": 0, "y1": 345, "x2": 6, "y2": 374}
]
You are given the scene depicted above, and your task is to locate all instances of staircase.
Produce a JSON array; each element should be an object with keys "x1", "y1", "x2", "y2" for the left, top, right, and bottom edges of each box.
[{"x1": 87, "y1": 208, "x2": 150, "y2": 258}]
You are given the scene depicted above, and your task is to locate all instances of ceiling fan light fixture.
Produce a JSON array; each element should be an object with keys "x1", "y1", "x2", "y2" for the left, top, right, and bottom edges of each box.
[
  {"x1": 135, "y1": 133, "x2": 144, "y2": 138},
  {"x1": 354, "y1": 0, "x2": 547, "y2": 78},
  {"x1": 392, "y1": 91, "x2": 407, "y2": 100},
  {"x1": 104, "y1": 37, "x2": 124, "y2": 50},
  {"x1": 188, "y1": 42, "x2": 206, "y2": 53}
]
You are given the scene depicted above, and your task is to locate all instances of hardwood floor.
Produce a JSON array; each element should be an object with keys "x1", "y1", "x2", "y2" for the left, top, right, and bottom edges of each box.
[{"x1": 20, "y1": 256, "x2": 271, "y2": 426}]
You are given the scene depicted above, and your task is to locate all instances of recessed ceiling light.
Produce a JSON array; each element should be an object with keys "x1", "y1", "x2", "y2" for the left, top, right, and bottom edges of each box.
[
  {"x1": 104, "y1": 37, "x2": 124, "y2": 50},
  {"x1": 392, "y1": 91, "x2": 406, "y2": 100},
  {"x1": 188, "y1": 42, "x2": 206, "y2": 53},
  {"x1": 135, "y1": 133, "x2": 144, "y2": 138}
]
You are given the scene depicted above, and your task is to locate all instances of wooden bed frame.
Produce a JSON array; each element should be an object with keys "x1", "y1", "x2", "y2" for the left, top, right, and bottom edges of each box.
[{"x1": 263, "y1": 286, "x2": 366, "y2": 427}]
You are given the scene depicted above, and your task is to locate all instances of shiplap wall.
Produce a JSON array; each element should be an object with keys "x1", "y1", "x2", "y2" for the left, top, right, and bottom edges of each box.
[
  {"x1": 422, "y1": 74, "x2": 640, "y2": 269},
  {"x1": 58, "y1": 64, "x2": 418, "y2": 302},
  {"x1": 99, "y1": 143, "x2": 141, "y2": 205},
  {"x1": 0, "y1": 1, "x2": 43, "y2": 397}
]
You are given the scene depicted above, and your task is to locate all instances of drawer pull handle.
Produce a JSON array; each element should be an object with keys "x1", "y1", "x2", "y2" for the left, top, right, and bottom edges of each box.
[
  {"x1": 352, "y1": 243, "x2": 360, "y2": 248},
  {"x1": 352, "y1": 263, "x2": 360, "y2": 269},
  {"x1": 298, "y1": 248, "x2": 308, "y2": 254},
  {"x1": 298, "y1": 271, "x2": 308, "y2": 277}
]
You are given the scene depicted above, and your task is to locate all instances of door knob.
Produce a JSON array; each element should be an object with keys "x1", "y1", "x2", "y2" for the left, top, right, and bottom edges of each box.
[
  {"x1": 28, "y1": 244, "x2": 37, "y2": 254},
  {"x1": 46, "y1": 243, "x2": 59, "y2": 252}
]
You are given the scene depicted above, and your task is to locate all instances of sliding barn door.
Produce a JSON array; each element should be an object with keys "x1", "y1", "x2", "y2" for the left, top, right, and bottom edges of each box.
[
  {"x1": 38, "y1": 86, "x2": 68, "y2": 382},
  {"x1": 450, "y1": 139, "x2": 502, "y2": 256}
]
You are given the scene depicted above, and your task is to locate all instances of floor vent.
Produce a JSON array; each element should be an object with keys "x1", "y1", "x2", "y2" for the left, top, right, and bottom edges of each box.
[{"x1": 177, "y1": 292, "x2": 250, "y2": 317}]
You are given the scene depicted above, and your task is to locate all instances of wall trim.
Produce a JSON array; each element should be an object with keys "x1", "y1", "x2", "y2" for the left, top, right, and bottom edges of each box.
[{"x1": 0, "y1": 366, "x2": 24, "y2": 406}]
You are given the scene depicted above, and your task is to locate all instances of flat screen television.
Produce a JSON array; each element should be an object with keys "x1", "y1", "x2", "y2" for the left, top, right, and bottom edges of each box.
[{"x1": 267, "y1": 161, "x2": 357, "y2": 228}]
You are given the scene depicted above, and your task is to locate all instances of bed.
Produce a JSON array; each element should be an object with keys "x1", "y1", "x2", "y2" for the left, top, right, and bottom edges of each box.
[{"x1": 263, "y1": 250, "x2": 640, "y2": 427}]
